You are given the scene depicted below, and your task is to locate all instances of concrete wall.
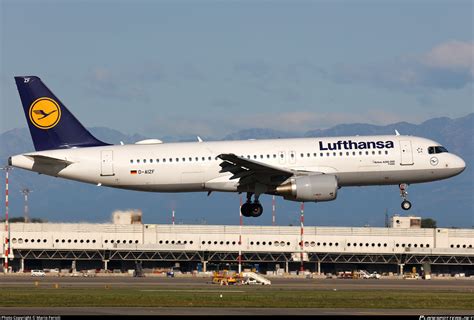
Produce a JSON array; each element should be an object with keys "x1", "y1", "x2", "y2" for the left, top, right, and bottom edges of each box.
[{"x1": 2, "y1": 223, "x2": 472, "y2": 255}]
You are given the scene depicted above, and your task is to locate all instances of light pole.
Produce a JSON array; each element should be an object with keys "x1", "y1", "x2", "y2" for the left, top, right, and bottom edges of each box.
[
  {"x1": 238, "y1": 195, "x2": 243, "y2": 274},
  {"x1": 300, "y1": 202, "x2": 305, "y2": 273},
  {"x1": 1, "y1": 166, "x2": 13, "y2": 273},
  {"x1": 20, "y1": 188, "x2": 32, "y2": 223},
  {"x1": 272, "y1": 195, "x2": 276, "y2": 226}
]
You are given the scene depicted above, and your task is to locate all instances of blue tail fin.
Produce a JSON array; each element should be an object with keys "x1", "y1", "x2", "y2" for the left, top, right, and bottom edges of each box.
[{"x1": 14, "y1": 76, "x2": 109, "y2": 151}]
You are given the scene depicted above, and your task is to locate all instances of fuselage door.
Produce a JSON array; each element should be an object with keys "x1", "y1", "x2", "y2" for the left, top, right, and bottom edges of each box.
[
  {"x1": 101, "y1": 150, "x2": 115, "y2": 176},
  {"x1": 400, "y1": 140, "x2": 414, "y2": 166}
]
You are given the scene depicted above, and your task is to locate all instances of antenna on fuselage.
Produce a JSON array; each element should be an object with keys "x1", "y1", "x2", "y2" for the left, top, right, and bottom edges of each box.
[{"x1": 395, "y1": 130, "x2": 400, "y2": 136}]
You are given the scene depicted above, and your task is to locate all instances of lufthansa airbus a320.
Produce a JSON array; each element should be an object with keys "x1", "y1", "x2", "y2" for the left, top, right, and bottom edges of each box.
[{"x1": 9, "y1": 76, "x2": 466, "y2": 217}]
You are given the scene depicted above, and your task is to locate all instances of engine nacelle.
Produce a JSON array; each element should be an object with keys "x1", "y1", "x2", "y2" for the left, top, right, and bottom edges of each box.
[{"x1": 276, "y1": 174, "x2": 338, "y2": 202}]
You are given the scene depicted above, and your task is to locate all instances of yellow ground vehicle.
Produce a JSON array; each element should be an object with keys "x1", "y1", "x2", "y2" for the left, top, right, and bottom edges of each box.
[{"x1": 212, "y1": 271, "x2": 243, "y2": 285}]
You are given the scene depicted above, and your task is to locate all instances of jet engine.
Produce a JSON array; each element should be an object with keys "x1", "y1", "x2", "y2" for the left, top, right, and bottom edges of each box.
[{"x1": 275, "y1": 174, "x2": 338, "y2": 202}]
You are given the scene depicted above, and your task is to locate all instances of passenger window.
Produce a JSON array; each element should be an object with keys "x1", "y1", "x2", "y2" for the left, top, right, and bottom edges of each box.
[
  {"x1": 176, "y1": 158, "x2": 179, "y2": 162},
  {"x1": 156, "y1": 159, "x2": 160, "y2": 163},
  {"x1": 313, "y1": 153, "x2": 317, "y2": 157},
  {"x1": 150, "y1": 159, "x2": 153, "y2": 163},
  {"x1": 208, "y1": 156, "x2": 212, "y2": 161},
  {"x1": 137, "y1": 159, "x2": 140, "y2": 163},
  {"x1": 169, "y1": 158, "x2": 173, "y2": 162},
  {"x1": 130, "y1": 160, "x2": 133, "y2": 164},
  {"x1": 182, "y1": 157, "x2": 186, "y2": 162},
  {"x1": 299, "y1": 153, "x2": 303, "y2": 158},
  {"x1": 189, "y1": 157, "x2": 192, "y2": 161},
  {"x1": 320, "y1": 153, "x2": 323, "y2": 157},
  {"x1": 163, "y1": 158, "x2": 166, "y2": 162},
  {"x1": 195, "y1": 157, "x2": 199, "y2": 161}
]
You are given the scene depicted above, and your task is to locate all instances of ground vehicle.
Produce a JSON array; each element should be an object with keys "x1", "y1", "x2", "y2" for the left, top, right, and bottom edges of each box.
[
  {"x1": 244, "y1": 278, "x2": 258, "y2": 285},
  {"x1": 31, "y1": 269, "x2": 45, "y2": 277},
  {"x1": 212, "y1": 271, "x2": 243, "y2": 285},
  {"x1": 360, "y1": 270, "x2": 381, "y2": 279},
  {"x1": 242, "y1": 272, "x2": 272, "y2": 285}
]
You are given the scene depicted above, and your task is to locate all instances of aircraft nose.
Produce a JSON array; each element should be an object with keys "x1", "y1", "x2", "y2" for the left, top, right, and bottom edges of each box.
[{"x1": 452, "y1": 155, "x2": 466, "y2": 174}]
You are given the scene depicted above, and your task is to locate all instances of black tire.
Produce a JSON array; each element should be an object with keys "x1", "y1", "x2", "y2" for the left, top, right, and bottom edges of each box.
[
  {"x1": 401, "y1": 200, "x2": 412, "y2": 211},
  {"x1": 250, "y1": 203, "x2": 263, "y2": 217},
  {"x1": 241, "y1": 202, "x2": 252, "y2": 217}
]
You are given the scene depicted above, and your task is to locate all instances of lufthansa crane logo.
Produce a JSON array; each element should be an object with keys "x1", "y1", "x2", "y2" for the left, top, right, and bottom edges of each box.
[{"x1": 29, "y1": 97, "x2": 61, "y2": 129}]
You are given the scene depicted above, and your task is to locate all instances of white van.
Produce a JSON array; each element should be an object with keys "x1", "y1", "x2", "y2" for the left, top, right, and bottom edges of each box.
[{"x1": 31, "y1": 270, "x2": 45, "y2": 277}]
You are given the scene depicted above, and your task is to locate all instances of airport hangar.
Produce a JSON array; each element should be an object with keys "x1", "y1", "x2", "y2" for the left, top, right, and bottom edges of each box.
[{"x1": 2, "y1": 213, "x2": 473, "y2": 275}]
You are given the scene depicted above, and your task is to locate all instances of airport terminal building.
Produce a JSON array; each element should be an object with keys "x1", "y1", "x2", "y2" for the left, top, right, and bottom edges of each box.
[{"x1": 1, "y1": 214, "x2": 473, "y2": 276}]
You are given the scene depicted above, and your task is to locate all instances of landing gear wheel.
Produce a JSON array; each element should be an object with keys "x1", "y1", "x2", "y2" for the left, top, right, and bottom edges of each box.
[
  {"x1": 250, "y1": 202, "x2": 263, "y2": 217},
  {"x1": 241, "y1": 192, "x2": 265, "y2": 217},
  {"x1": 241, "y1": 202, "x2": 252, "y2": 217},
  {"x1": 401, "y1": 200, "x2": 412, "y2": 211},
  {"x1": 399, "y1": 183, "x2": 411, "y2": 211}
]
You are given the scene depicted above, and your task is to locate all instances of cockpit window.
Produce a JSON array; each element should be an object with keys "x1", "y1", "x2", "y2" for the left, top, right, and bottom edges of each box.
[{"x1": 428, "y1": 146, "x2": 448, "y2": 154}]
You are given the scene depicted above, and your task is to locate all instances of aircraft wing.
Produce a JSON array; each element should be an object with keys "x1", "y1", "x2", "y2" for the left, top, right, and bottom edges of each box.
[{"x1": 217, "y1": 153, "x2": 294, "y2": 187}]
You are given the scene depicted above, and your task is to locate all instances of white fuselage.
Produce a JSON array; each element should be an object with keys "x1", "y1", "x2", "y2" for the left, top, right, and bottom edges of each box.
[{"x1": 10, "y1": 135, "x2": 466, "y2": 196}]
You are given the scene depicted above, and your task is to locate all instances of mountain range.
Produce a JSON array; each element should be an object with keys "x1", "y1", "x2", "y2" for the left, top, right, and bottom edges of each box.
[{"x1": 0, "y1": 113, "x2": 472, "y2": 228}]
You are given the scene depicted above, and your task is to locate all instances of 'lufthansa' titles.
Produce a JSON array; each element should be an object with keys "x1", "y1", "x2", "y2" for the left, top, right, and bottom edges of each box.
[{"x1": 319, "y1": 140, "x2": 394, "y2": 151}]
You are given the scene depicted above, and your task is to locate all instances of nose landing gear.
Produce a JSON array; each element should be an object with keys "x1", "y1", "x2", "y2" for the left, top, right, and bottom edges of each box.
[
  {"x1": 241, "y1": 192, "x2": 263, "y2": 217},
  {"x1": 399, "y1": 183, "x2": 412, "y2": 210}
]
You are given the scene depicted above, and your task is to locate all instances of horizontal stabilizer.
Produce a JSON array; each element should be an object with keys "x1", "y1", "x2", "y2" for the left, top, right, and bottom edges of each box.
[{"x1": 25, "y1": 154, "x2": 73, "y2": 166}]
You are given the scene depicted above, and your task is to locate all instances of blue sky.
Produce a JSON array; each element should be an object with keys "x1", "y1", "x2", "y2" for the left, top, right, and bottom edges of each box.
[
  {"x1": 0, "y1": 0, "x2": 473, "y2": 227},
  {"x1": 1, "y1": 0, "x2": 473, "y2": 138}
]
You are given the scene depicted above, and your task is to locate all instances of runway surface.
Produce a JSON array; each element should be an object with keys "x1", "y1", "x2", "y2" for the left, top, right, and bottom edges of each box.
[
  {"x1": 0, "y1": 306, "x2": 472, "y2": 316},
  {"x1": 0, "y1": 276, "x2": 472, "y2": 315},
  {"x1": 0, "y1": 276, "x2": 472, "y2": 292}
]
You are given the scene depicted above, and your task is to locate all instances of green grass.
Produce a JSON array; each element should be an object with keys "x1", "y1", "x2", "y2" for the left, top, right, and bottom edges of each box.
[{"x1": 0, "y1": 287, "x2": 473, "y2": 309}]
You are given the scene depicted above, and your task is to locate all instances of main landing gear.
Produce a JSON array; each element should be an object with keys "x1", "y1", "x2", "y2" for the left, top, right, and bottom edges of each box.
[
  {"x1": 241, "y1": 192, "x2": 263, "y2": 217},
  {"x1": 399, "y1": 183, "x2": 412, "y2": 211}
]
